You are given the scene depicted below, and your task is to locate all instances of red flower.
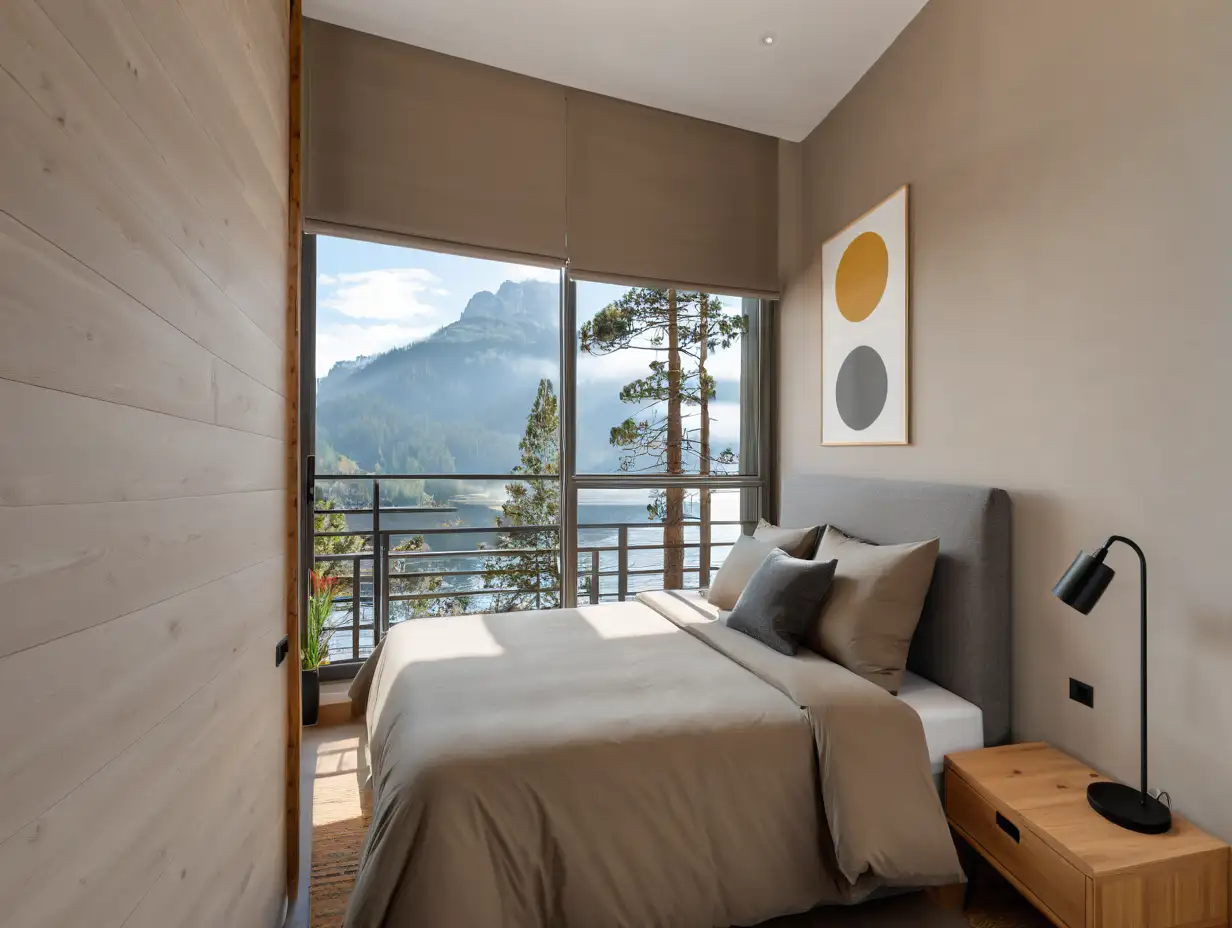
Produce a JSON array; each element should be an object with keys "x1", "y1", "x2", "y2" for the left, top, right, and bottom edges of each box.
[{"x1": 310, "y1": 570, "x2": 337, "y2": 595}]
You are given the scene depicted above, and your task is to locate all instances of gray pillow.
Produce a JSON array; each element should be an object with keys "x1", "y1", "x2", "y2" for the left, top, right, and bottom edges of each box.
[
  {"x1": 706, "y1": 533, "x2": 782, "y2": 609},
  {"x1": 753, "y1": 519, "x2": 823, "y2": 559},
  {"x1": 727, "y1": 549, "x2": 838, "y2": 655}
]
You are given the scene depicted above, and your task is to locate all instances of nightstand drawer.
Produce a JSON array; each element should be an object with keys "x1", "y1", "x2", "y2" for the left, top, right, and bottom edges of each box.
[{"x1": 946, "y1": 768, "x2": 1087, "y2": 928}]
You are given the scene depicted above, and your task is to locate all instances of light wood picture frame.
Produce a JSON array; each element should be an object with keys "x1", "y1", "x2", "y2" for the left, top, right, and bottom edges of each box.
[{"x1": 821, "y1": 185, "x2": 910, "y2": 446}]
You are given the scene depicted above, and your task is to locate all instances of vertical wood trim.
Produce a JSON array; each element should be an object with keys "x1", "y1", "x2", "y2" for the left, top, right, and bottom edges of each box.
[{"x1": 285, "y1": 0, "x2": 303, "y2": 902}]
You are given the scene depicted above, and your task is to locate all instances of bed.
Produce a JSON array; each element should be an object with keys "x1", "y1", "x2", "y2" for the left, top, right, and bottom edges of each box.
[{"x1": 345, "y1": 476, "x2": 1011, "y2": 928}]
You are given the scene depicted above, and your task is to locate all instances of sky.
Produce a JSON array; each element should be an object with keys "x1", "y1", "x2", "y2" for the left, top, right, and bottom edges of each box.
[
  {"x1": 314, "y1": 235, "x2": 560, "y2": 374},
  {"x1": 314, "y1": 234, "x2": 747, "y2": 447}
]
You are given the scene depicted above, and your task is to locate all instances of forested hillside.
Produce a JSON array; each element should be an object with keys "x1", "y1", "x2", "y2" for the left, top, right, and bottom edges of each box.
[
  {"x1": 317, "y1": 280, "x2": 561, "y2": 486},
  {"x1": 315, "y1": 279, "x2": 742, "y2": 498}
]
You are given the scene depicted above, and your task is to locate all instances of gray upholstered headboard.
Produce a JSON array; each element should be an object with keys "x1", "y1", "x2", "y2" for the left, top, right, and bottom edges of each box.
[{"x1": 780, "y1": 475, "x2": 1011, "y2": 746}]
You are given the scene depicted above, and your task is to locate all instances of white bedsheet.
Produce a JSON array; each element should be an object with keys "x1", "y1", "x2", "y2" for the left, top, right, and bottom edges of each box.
[{"x1": 896, "y1": 671, "x2": 984, "y2": 782}]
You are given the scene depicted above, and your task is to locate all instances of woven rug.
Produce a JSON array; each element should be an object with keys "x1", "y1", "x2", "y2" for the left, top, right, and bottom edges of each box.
[
  {"x1": 308, "y1": 735, "x2": 1046, "y2": 928},
  {"x1": 308, "y1": 729, "x2": 372, "y2": 928}
]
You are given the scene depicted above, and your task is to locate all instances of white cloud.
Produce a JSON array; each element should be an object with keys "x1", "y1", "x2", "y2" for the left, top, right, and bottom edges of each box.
[
  {"x1": 320, "y1": 268, "x2": 444, "y2": 323},
  {"x1": 505, "y1": 356, "x2": 559, "y2": 380},
  {"x1": 313, "y1": 263, "x2": 561, "y2": 375},
  {"x1": 577, "y1": 343, "x2": 743, "y2": 385},
  {"x1": 332, "y1": 268, "x2": 438, "y2": 284},
  {"x1": 317, "y1": 322, "x2": 424, "y2": 375},
  {"x1": 577, "y1": 348, "x2": 656, "y2": 384},
  {"x1": 315, "y1": 268, "x2": 458, "y2": 372},
  {"x1": 707, "y1": 402, "x2": 742, "y2": 441}
]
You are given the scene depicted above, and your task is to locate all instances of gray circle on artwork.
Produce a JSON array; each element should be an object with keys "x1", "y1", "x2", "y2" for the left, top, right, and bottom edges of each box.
[{"x1": 835, "y1": 345, "x2": 888, "y2": 431}]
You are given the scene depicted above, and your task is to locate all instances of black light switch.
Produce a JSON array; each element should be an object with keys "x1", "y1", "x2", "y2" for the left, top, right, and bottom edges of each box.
[
  {"x1": 1069, "y1": 677, "x2": 1094, "y2": 707},
  {"x1": 275, "y1": 635, "x2": 290, "y2": 667}
]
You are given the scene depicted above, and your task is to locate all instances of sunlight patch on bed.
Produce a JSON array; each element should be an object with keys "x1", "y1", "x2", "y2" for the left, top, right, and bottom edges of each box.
[
  {"x1": 636, "y1": 590, "x2": 721, "y2": 626},
  {"x1": 406, "y1": 614, "x2": 505, "y2": 662},
  {"x1": 577, "y1": 605, "x2": 679, "y2": 639}
]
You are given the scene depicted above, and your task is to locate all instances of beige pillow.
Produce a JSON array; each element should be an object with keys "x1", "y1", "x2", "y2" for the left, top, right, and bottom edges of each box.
[
  {"x1": 706, "y1": 533, "x2": 780, "y2": 610},
  {"x1": 808, "y1": 526, "x2": 940, "y2": 693},
  {"x1": 753, "y1": 519, "x2": 822, "y2": 559}
]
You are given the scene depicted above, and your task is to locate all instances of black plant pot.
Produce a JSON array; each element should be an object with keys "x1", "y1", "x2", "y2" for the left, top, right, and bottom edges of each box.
[{"x1": 302, "y1": 668, "x2": 320, "y2": 726}]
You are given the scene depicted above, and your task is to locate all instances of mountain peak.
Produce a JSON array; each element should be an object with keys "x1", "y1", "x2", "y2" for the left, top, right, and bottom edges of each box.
[
  {"x1": 459, "y1": 289, "x2": 503, "y2": 322},
  {"x1": 459, "y1": 279, "x2": 557, "y2": 327}
]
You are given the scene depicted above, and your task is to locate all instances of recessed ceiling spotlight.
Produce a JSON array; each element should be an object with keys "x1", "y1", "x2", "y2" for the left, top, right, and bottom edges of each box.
[{"x1": 760, "y1": 32, "x2": 777, "y2": 47}]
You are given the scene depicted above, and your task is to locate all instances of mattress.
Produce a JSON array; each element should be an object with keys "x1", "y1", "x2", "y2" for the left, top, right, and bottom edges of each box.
[{"x1": 896, "y1": 671, "x2": 984, "y2": 784}]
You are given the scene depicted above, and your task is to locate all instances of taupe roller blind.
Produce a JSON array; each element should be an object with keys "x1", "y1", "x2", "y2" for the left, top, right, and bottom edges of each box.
[
  {"x1": 566, "y1": 91, "x2": 779, "y2": 297},
  {"x1": 304, "y1": 20, "x2": 567, "y2": 261},
  {"x1": 304, "y1": 22, "x2": 780, "y2": 293}
]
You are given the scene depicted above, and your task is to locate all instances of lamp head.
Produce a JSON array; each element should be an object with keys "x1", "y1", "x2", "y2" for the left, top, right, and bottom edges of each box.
[{"x1": 1053, "y1": 547, "x2": 1115, "y2": 614}]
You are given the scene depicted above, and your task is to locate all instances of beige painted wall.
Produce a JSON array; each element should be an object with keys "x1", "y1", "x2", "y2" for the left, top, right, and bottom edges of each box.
[
  {"x1": 0, "y1": 1, "x2": 290, "y2": 926},
  {"x1": 779, "y1": 0, "x2": 1232, "y2": 837}
]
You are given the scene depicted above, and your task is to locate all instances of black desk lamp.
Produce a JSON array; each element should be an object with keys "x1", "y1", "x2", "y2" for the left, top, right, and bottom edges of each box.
[{"x1": 1052, "y1": 536, "x2": 1171, "y2": 834}]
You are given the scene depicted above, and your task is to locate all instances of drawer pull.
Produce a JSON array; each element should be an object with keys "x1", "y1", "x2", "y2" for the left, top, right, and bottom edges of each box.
[{"x1": 995, "y1": 812, "x2": 1020, "y2": 843}]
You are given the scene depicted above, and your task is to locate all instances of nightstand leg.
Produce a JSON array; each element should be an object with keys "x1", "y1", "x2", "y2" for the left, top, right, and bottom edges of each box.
[
  {"x1": 951, "y1": 826, "x2": 980, "y2": 910},
  {"x1": 925, "y1": 883, "x2": 966, "y2": 911}
]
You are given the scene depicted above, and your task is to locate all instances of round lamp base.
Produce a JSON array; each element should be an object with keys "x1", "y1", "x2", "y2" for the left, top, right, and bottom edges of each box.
[{"x1": 1087, "y1": 781, "x2": 1172, "y2": 834}]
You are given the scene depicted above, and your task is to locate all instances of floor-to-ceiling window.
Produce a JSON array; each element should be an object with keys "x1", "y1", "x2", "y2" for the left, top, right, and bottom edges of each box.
[{"x1": 303, "y1": 233, "x2": 768, "y2": 671}]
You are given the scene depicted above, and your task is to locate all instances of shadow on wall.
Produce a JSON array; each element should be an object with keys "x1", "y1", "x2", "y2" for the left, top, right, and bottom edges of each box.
[{"x1": 1007, "y1": 490, "x2": 1096, "y2": 747}]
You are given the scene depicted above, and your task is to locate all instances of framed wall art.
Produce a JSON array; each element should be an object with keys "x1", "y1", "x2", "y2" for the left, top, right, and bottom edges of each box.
[{"x1": 821, "y1": 185, "x2": 909, "y2": 445}]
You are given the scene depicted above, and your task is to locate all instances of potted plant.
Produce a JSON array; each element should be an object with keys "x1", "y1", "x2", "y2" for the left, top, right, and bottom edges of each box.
[{"x1": 302, "y1": 569, "x2": 340, "y2": 726}]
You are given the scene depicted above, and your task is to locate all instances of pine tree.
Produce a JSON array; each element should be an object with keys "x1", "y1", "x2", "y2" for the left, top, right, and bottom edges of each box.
[
  {"x1": 580, "y1": 289, "x2": 745, "y2": 588},
  {"x1": 483, "y1": 379, "x2": 561, "y2": 610},
  {"x1": 388, "y1": 532, "x2": 471, "y2": 620},
  {"x1": 313, "y1": 499, "x2": 366, "y2": 582}
]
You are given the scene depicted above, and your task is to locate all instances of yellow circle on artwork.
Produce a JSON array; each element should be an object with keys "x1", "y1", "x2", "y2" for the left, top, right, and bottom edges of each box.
[{"x1": 835, "y1": 231, "x2": 889, "y2": 322}]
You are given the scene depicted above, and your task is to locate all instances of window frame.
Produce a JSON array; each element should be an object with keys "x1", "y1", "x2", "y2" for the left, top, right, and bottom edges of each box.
[
  {"x1": 563, "y1": 276, "x2": 771, "y2": 607},
  {"x1": 300, "y1": 232, "x2": 774, "y2": 675}
]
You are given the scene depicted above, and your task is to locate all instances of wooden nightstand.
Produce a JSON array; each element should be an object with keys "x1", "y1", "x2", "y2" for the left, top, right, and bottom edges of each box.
[{"x1": 945, "y1": 743, "x2": 1229, "y2": 928}]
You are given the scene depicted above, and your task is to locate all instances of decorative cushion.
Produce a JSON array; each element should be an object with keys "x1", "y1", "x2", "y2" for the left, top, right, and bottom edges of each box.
[
  {"x1": 753, "y1": 519, "x2": 823, "y2": 559},
  {"x1": 726, "y1": 549, "x2": 838, "y2": 655},
  {"x1": 706, "y1": 534, "x2": 781, "y2": 610},
  {"x1": 809, "y1": 526, "x2": 940, "y2": 693}
]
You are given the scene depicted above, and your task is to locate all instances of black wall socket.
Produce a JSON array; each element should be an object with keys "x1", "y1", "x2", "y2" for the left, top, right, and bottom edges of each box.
[{"x1": 1069, "y1": 677, "x2": 1094, "y2": 707}]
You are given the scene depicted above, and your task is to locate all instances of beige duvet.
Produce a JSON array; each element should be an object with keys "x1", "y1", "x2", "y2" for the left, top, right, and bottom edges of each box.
[{"x1": 345, "y1": 592, "x2": 961, "y2": 928}]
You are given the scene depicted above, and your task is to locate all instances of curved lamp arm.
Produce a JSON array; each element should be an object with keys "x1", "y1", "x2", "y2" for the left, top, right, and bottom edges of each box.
[{"x1": 1099, "y1": 535, "x2": 1149, "y2": 802}]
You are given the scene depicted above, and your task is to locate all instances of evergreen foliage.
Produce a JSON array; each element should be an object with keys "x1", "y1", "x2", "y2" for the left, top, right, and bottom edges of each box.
[
  {"x1": 482, "y1": 379, "x2": 561, "y2": 610},
  {"x1": 580, "y1": 289, "x2": 745, "y2": 587}
]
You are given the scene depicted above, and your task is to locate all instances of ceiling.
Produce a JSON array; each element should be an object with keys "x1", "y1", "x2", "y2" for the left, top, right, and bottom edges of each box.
[{"x1": 302, "y1": 0, "x2": 928, "y2": 142}]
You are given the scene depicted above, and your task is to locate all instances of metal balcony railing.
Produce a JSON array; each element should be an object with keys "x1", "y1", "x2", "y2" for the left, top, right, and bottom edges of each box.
[
  {"x1": 309, "y1": 473, "x2": 744, "y2": 668},
  {"x1": 575, "y1": 522, "x2": 741, "y2": 605}
]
